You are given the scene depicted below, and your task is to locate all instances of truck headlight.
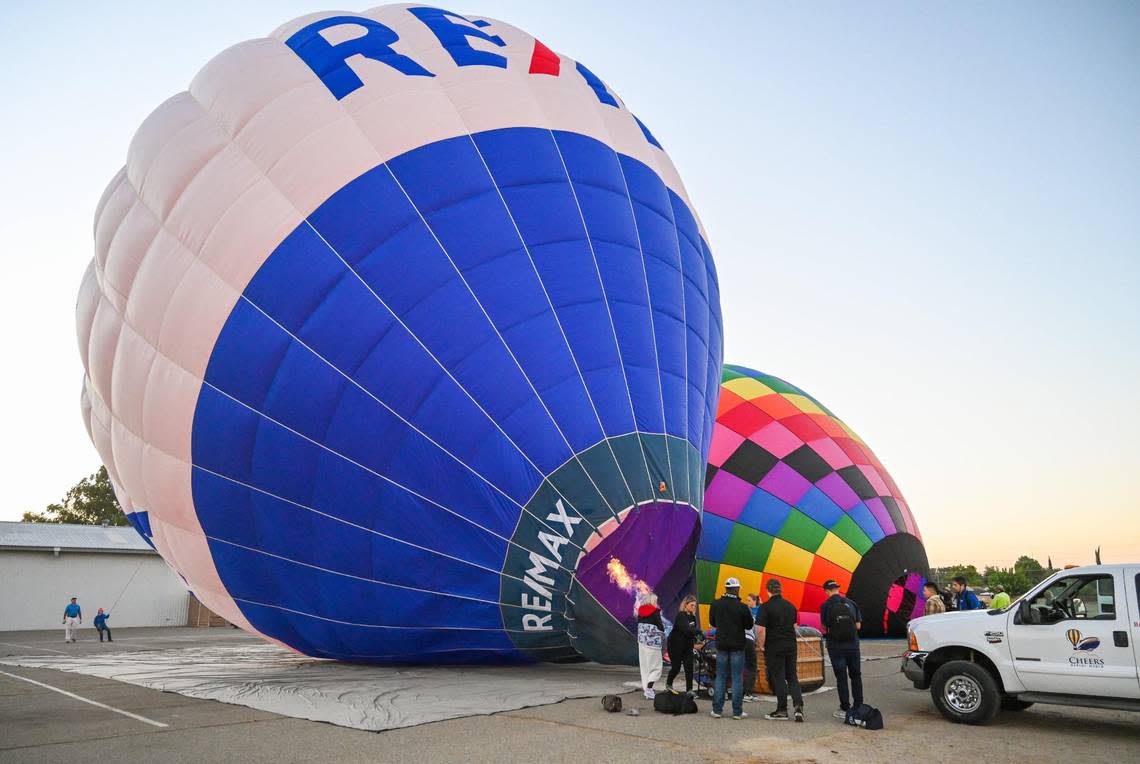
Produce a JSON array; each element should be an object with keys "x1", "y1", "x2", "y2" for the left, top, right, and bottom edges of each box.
[{"x1": 909, "y1": 631, "x2": 919, "y2": 651}]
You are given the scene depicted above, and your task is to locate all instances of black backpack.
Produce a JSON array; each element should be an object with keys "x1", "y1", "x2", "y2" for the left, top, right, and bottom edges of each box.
[
  {"x1": 827, "y1": 599, "x2": 858, "y2": 642},
  {"x1": 601, "y1": 695, "x2": 623, "y2": 713},
  {"x1": 653, "y1": 691, "x2": 699, "y2": 715},
  {"x1": 845, "y1": 704, "x2": 884, "y2": 730}
]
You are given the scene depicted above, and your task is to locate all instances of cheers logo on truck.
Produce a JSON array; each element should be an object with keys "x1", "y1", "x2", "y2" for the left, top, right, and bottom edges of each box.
[{"x1": 1066, "y1": 629, "x2": 1105, "y2": 667}]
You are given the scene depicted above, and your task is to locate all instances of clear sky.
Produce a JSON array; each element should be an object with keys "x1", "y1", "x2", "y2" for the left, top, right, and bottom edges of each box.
[{"x1": 1, "y1": 2, "x2": 1137, "y2": 567}]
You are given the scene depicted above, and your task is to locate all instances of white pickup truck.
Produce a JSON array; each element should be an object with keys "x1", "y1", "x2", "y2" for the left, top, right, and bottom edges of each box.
[{"x1": 902, "y1": 564, "x2": 1140, "y2": 724}]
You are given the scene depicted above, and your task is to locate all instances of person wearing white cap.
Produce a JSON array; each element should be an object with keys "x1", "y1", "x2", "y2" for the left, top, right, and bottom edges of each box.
[{"x1": 708, "y1": 576, "x2": 754, "y2": 720}]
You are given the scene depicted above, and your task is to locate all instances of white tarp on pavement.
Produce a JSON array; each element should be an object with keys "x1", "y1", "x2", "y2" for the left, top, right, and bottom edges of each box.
[{"x1": 0, "y1": 644, "x2": 637, "y2": 731}]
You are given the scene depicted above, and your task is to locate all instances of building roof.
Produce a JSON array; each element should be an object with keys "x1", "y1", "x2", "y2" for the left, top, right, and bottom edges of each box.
[{"x1": 0, "y1": 521, "x2": 156, "y2": 554}]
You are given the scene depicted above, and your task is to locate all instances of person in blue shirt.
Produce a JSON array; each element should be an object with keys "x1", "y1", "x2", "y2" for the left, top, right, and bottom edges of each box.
[
  {"x1": 951, "y1": 577, "x2": 984, "y2": 611},
  {"x1": 62, "y1": 597, "x2": 82, "y2": 643},
  {"x1": 94, "y1": 608, "x2": 112, "y2": 642},
  {"x1": 742, "y1": 594, "x2": 761, "y2": 702},
  {"x1": 819, "y1": 580, "x2": 863, "y2": 719}
]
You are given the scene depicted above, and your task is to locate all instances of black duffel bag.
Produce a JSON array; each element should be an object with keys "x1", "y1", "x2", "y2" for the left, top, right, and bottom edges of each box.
[
  {"x1": 844, "y1": 703, "x2": 884, "y2": 730},
  {"x1": 653, "y1": 690, "x2": 698, "y2": 715}
]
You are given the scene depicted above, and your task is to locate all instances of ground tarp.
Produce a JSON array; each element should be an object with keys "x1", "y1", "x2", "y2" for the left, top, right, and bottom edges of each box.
[{"x1": 0, "y1": 644, "x2": 637, "y2": 731}]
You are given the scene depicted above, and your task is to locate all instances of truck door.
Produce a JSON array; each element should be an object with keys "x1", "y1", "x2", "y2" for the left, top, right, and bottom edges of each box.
[
  {"x1": 1007, "y1": 569, "x2": 1139, "y2": 698},
  {"x1": 1129, "y1": 566, "x2": 1140, "y2": 693}
]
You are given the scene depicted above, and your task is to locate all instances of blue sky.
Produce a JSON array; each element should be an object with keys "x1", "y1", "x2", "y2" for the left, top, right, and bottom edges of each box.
[{"x1": 1, "y1": 2, "x2": 1137, "y2": 565}]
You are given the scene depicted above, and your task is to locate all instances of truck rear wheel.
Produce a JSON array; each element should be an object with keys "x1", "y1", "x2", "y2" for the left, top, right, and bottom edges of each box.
[{"x1": 930, "y1": 660, "x2": 1001, "y2": 725}]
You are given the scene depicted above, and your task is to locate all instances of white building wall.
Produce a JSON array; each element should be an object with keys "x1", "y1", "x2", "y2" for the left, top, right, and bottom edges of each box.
[{"x1": 0, "y1": 550, "x2": 190, "y2": 631}]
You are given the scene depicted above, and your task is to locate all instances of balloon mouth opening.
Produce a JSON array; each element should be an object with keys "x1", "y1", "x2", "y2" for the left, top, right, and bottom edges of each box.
[{"x1": 568, "y1": 500, "x2": 700, "y2": 663}]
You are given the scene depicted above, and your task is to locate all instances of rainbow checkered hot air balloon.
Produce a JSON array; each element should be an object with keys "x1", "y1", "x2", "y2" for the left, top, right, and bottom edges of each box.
[
  {"x1": 77, "y1": 5, "x2": 722, "y2": 664},
  {"x1": 697, "y1": 365, "x2": 929, "y2": 636}
]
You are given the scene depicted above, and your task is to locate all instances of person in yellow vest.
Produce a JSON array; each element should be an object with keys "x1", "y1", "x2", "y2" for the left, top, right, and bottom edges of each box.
[{"x1": 989, "y1": 585, "x2": 1012, "y2": 610}]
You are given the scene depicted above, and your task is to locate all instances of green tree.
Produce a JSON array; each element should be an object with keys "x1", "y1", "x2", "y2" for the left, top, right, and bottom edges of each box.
[
  {"x1": 984, "y1": 566, "x2": 1032, "y2": 596},
  {"x1": 939, "y1": 564, "x2": 983, "y2": 587},
  {"x1": 1013, "y1": 555, "x2": 1043, "y2": 575},
  {"x1": 22, "y1": 467, "x2": 127, "y2": 526}
]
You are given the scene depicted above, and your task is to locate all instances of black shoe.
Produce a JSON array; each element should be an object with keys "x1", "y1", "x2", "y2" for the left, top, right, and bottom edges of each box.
[
  {"x1": 794, "y1": 706, "x2": 804, "y2": 723},
  {"x1": 765, "y1": 710, "x2": 789, "y2": 721}
]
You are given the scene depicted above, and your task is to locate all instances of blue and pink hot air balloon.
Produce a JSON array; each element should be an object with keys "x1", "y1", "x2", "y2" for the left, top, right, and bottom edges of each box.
[{"x1": 77, "y1": 5, "x2": 722, "y2": 664}]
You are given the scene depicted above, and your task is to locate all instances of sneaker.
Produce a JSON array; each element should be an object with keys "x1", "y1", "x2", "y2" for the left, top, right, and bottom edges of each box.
[
  {"x1": 644, "y1": 688, "x2": 655, "y2": 700},
  {"x1": 710, "y1": 710, "x2": 723, "y2": 718},
  {"x1": 765, "y1": 710, "x2": 789, "y2": 721},
  {"x1": 732, "y1": 712, "x2": 749, "y2": 720},
  {"x1": 794, "y1": 706, "x2": 804, "y2": 723},
  {"x1": 834, "y1": 709, "x2": 848, "y2": 719}
]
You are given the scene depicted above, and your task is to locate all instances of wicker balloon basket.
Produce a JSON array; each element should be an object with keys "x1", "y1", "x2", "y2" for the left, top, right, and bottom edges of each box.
[{"x1": 754, "y1": 635, "x2": 825, "y2": 694}]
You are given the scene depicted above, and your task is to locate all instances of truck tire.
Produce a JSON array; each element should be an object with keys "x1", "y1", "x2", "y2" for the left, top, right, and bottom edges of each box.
[
  {"x1": 1001, "y1": 696, "x2": 1034, "y2": 711},
  {"x1": 930, "y1": 660, "x2": 1001, "y2": 725}
]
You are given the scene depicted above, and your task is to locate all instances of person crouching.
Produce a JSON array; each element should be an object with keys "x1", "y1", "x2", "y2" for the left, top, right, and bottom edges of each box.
[
  {"x1": 94, "y1": 608, "x2": 112, "y2": 642},
  {"x1": 636, "y1": 593, "x2": 664, "y2": 699}
]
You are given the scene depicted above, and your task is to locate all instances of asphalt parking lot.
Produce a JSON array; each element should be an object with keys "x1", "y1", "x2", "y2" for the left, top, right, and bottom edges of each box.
[{"x1": 1, "y1": 628, "x2": 1137, "y2": 763}]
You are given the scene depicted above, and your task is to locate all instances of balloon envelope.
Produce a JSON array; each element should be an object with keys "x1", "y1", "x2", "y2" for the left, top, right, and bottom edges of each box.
[
  {"x1": 77, "y1": 6, "x2": 722, "y2": 663},
  {"x1": 698, "y1": 365, "x2": 928, "y2": 636}
]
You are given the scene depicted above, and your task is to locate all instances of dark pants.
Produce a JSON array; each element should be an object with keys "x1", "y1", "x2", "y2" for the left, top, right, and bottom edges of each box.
[
  {"x1": 666, "y1": 646, "x2": 694, "y2": 691},
  {"x1": 828, "y1": 644, "x2": 863, "y2": 710},
  {"x1": 743, "y1": 640, "x2": 757, "y2": 693},
  {"x1": 98, "y1": 627, "x2": 112, "y2": 642},
  {"x1": 765, "y1": 649, "x2": 802, "y2": 711}
]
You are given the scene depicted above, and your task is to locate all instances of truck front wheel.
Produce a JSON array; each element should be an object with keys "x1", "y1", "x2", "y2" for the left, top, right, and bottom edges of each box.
[{"x1": 930, "y1": 661, "x2": 1001, "y2": 725}]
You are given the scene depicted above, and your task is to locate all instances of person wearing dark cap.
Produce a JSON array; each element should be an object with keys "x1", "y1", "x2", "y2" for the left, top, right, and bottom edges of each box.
[
  {"x1": 819, "y1": 579, "x2": 863, "y2": 719},
  {"x1": 708, "y1": 576, "x2": 754, "y2": 720},
  {"x1": 62, "y1": 597, "x2": 82, "y2": 643},
  {"x1": 757, "y1": 579, "x2": 803, "y2": 722}
]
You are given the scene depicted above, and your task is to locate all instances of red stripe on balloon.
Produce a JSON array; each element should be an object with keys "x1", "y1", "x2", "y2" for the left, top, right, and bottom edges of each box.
[{"x1": 529, "y1": 39, "x2": 560, "y2": 75}]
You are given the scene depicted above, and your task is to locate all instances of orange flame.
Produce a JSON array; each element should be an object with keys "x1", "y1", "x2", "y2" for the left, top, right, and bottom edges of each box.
[{"x1": 607, "y1": 557, "x2": 652, "y2": 597}]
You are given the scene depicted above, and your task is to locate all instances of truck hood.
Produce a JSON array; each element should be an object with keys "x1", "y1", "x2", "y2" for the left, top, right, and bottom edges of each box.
[{"x1": 911, "y1": 608, "x2": 1008, "y2": 645}]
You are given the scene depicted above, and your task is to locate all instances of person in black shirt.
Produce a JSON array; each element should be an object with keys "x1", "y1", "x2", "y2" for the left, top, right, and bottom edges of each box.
[
  {"x1": 666, "y1": 595, "x2": 701, "y2": 693},
  {"x1": 819, "y1": 579, "x2": 863, "y2": 719},
  {"x1": 757, "y1": 579, "x2": 803, "y2": 722},
  {"x1": 708, "y1": 576, "x2": 754, "y2": 719}
]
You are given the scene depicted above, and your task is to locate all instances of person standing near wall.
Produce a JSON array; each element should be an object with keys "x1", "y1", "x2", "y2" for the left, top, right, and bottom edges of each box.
[{"x1": 62, "y1": 597, "x2": 82, "y2": 642}]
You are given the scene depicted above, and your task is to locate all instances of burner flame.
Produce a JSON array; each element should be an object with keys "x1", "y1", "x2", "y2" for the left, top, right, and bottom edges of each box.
[{"x1": 606, "y1": 557, "x2": 652, "y2": 598}]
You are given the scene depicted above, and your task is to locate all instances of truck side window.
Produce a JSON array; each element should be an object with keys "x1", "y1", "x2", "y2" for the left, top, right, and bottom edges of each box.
[{"x1": 1025, "y1": 575, "x2": 1115, "y2": 624}]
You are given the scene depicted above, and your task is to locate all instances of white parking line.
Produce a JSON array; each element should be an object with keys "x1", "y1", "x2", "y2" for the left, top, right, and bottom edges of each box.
[
  {"x1": 0, "y1": 641, "x2": 68, "y2": 655},
  {"x1": 0, "y1": 670, "x2": 169, "y2": 728}
]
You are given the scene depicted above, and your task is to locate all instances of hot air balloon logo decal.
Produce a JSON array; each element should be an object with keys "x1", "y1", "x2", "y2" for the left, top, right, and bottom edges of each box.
[{"x1": 1065, "y1": 629, "x2": 1100, "y2": 651}]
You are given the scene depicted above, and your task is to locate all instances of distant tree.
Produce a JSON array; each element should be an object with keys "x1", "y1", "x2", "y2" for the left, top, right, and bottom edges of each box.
[
  {"x1": 1094, "y1": 547, "x2": 1102, "y2": 565},
  {"x1": 940, "y1": 564, "x2": 983, "y2": 587},
  {"x1": 22, "y1": 467, "x2": 127, "y2": 526},
  {"x1": 984, "y1": 566, "x2": 1032, "y2": 596},
  {"x1": 1013, "y1": 556, "x2": 1043, "y2": 575},
  {"x1": 1047, "y1": 556, "x2": 1053, "y2": 570}
]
